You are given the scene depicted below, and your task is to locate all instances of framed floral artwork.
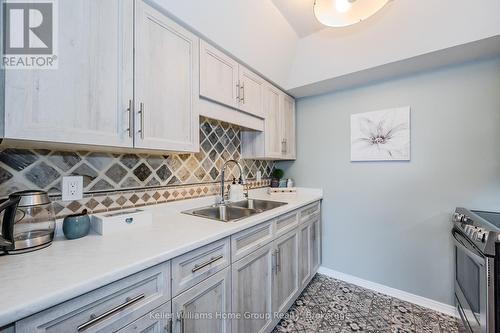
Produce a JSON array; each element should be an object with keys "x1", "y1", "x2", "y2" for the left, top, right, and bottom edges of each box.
[{"x1": 350, "y1": 107, "x2": 411, "y2": 161}]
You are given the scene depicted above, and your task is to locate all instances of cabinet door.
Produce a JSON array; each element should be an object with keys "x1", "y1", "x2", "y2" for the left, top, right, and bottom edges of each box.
[
  {"x1": 199, "y1": 40, "x2": 239, "y2": 109},
  {"x1": 263, "y1": 84, "x2": 283, "y2": 158},
  {"x1": 298, "y1": 222, "x2": 311, "y2": 290},
  {"x1": 135, "y1": 1, "x2": 199, "y2": 152},
  {"x1": 172, "y1": 267, "x2": 231, "y2": 333},
  {"x1": 310, "y1": 217, "x2": 321, "y2": 274},
  {"x1": 238, "y1": 66, "x2": 264, "y2": 118},
  {"x1": 232, "y1": 244, "x2": 274, "y2": 333},
  {"x1": 4, "y1": 0, "x2": 134, "y2": 148},
  {"x1": 273, "y1": 229, "x2": 299, "y2": 316},
  {"x1": 281, "y1": 94, "x2": 296, "y2": 159},
  {"x1": 117, "y1": 302, "x2": 171, "y2": 333}
]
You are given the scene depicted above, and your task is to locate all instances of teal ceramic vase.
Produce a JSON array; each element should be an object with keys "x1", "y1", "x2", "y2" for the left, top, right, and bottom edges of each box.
[{"x1": 63, "y1": 210, "x2": 90, "y2": 240}]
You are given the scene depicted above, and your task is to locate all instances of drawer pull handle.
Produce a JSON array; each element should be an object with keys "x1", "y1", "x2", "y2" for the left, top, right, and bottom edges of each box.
[
  {"x1": 77, "y1": 294, "x2": 145, "y2": 331},
  {"x1": 191, "y1": 254, "x2": 224, "y2": 273}
]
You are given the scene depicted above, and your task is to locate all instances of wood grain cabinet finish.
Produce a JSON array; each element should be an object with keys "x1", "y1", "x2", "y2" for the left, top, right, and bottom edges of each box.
[
  {"x1": 16, "y1": 262, "x2": 171, "y2": 333},
  {"x1": 172, "y1": 267, "x2": 231, "y2": 333},
  {"x1": 116, "y1": 302, "x2": 171, "y2": 333},
  {"x1": 231, "y1": 243, "x2": 274, "y2": 333},
  {"x1": 272, "y1": 229, "x2": 299, "y2": 318},
  {"x1": 3, "y1": 0, "x2": 201, "y2": 153},
  {"x1": 310, "y1": 215, "x2": 322, "y2": 274},
  {"x1": 281, "y1": 94, "x2": 296, "y2": 159},
  {"x1": 275, "y1": 211, "x2": 298, "y2": 238},
  {"x1": 238, "y1": 66, "x2": 265, "y2": 118},
  {"x1": 12, "y1": 201, "x2": 321, "y2": 333},
  {"x1": 199, "y1": 41, "x2": 265, "y2": 120},
  {"x1": 299, "y1": 202, "x2": 320, "y2": 224},
  {"x1": 172, "y1": 237, "x2": 230, "y2": 297},
  {"x1": 241, "y1": 83, "x2": 296, "y2": 161},
  {"x1": 3, "y1": 0, "x2": 134, "y2": 148},
  {"x1": 134, "y1": 0, "x2": 199, "y2": 152},
  {"x1": 298, "y1": 222, "x2": 311, "y2": 290},
  {"x1": 299, "y1": 208, "x2": 321, "y2": 289},
  {"x1": 199, "y1": 40, "x2": 239, "y2": 109},
  {"x1": 231, "y1": 220, "x2": 274, "y2": 262}
]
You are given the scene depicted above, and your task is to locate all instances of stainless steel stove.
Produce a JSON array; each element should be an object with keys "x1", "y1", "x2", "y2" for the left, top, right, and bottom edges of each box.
[{"x1": 452, "y1": 208, "x2": 500, "y2": 333}]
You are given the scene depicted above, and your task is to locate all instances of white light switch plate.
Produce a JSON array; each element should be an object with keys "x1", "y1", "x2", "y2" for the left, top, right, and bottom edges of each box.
[{"x1": 62, "y1": 176, "x2": 83, "y2": 201}]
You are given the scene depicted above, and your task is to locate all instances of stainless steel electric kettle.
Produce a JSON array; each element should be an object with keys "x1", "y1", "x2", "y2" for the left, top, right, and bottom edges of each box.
[{"x1": 0, "y1": 190, "x2": 56, "y2": 254}]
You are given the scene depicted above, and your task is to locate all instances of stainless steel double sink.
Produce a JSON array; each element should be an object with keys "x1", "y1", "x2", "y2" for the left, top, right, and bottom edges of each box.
[{"x1": 182, "y1": 199, "x2": 287, "y2": 222}]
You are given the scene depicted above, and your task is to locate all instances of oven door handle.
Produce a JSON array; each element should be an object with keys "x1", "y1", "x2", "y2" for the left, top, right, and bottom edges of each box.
[{"x1": 452, "y1": 230, "x2": 485, "y2": 266}]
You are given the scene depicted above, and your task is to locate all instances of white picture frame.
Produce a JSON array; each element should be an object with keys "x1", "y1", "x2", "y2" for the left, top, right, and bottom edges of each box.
[{"x1": 350, "y1": 106, "x2": 411, "y2": 161}]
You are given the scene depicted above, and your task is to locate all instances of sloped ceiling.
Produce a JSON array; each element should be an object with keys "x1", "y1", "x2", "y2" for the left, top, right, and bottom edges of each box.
[
  {"x1": 271, "y1": 0, "x2": 324, "y2": 38},
  {"x1": 151, "y1": 0, "x2": 298, "y2": 88},
  {"x1": 153, "y1": 0, "x2": 500, "y2": 98},
  {"x1": 273, "y1": 0, "x2": 500, "y2": 96}
]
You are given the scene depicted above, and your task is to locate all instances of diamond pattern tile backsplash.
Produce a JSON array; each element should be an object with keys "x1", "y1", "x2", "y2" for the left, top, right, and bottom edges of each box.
[{"x1": 0, "y1": 117, "x2": 274, "y2": 217}]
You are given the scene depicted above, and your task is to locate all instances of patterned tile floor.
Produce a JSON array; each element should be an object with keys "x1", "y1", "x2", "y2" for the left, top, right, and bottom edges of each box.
[{"x1": 273, "y1": 274, "x2": 463, "y2": 333}]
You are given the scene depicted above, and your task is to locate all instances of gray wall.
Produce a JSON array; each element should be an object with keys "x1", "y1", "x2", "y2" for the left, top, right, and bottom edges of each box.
[{"x1": 279, "y1": 57, "x2": 500, "y2": 305}]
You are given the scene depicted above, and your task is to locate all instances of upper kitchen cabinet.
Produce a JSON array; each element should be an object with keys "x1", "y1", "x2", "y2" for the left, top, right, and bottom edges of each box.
[
  {"x1": 2, "y1": 0, "x2": 200, "y2": 153},
  {"x1": 238, "y1": 65, "x2": 265, "y2": 118},
  {"x1": 2, "y1": 0, "x2": 134, "y2": 148},
  {"x1": 134, "y1": 0, "x2": 199, "y2": 152},
  {"x1": 281, "y1": 94, "x2": 296, "y2": 159},
  {"x1": 199, "y1": 40, "x2": 266, "y2": 128},
  {"x1": 199, "y1": 40, "x2": 239, "y2": 110},
  {"x1": 241, "y1": 85, "x2": 296, "y2": 160}
]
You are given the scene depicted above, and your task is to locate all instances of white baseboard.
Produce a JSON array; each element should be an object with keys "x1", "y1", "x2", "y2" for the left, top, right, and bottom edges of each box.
[{"x1": 318, "y1": 266, "x2": 458, "y2": 318}]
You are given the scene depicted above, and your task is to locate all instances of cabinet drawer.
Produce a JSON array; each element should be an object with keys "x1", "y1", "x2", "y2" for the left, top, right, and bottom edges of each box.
[
  {"x1": 116, "y1": 301, "x2": 171, "y2": 333},
  {"x1": 299, "y1": 202, "x2": 320, "y2": 223},
  {"x1": 231, "y1": 220, "x2": 274, "y2": 262},
  {"x1": 16, "y1": 262, "x2": 170, "y2": 333},
  {"x1": 172, "y1": 237, "x2": 230, "y2": 296},
  {"x1": 303, "y1": 211, "x2": 320, "y2": 226},
  {"x1": 275, "y1": 211, "x2": 298, "y2": 237}
]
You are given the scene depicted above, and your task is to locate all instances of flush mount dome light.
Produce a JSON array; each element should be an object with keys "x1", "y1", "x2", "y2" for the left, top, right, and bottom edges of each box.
[{"x1": 314, "y1": 0, "x2": 391, "y2": 28}]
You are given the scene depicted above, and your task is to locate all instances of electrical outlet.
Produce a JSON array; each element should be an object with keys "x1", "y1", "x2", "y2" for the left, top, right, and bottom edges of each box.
[
  {"x1": 256, "y1": 171, "x2": 262, "y2": 182},
  {"x1": 62, "y1": 176, "x2": 83, "y2": 201}
]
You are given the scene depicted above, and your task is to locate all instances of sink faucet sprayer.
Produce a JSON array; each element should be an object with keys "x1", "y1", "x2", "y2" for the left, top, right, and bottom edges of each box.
[{"x1": 220, "y1": 160, "x2": 247, "y2": 205}]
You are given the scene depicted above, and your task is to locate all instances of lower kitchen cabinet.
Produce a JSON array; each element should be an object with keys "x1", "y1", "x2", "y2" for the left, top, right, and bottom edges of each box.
[
  {"x1": 298, "y1": 222, "x2": 311, "y2": 290},
  {"x1": 231, "y1": 243, "x2": 274, "y2": 333},
  {"x1": 273, "y1": 229, "x2": 299, "y2": 317},
  {"x1": 172, "y1": 267, "x2": 231, "y2": 333},
  {"x1": 117, "y1": 302, "x2": 171, "y2": 333},
  {"x1": 10, "y1": 201, "x2": 321, "y2": 333},
  {"x1": 15, "y1": 262, "x2": 171, "y2": 333},
  {"x1": 298, "y1": 213, "x2": 321, "y2": 291},
  {"x1": 310, "y1": 216, "x2": 321, "y2": 274}
]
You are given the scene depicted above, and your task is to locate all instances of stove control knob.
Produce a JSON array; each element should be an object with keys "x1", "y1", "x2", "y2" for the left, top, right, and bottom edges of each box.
[{"x1": 452, "y1": 213, "x2": 462, "y2": 222}]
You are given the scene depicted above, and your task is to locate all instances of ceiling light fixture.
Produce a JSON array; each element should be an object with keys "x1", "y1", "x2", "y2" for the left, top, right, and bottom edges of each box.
[
  {"x1": 314, "y1": 0, "x2": 391, "y2": 28},
  {"x1": 335, "y1": 0, "x2": 352, "y2": 13}
]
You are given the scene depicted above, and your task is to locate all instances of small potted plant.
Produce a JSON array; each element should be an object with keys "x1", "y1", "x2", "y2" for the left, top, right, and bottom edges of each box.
[{"x1": 271, "y1": 168, "x2": 284, "y2": 188}]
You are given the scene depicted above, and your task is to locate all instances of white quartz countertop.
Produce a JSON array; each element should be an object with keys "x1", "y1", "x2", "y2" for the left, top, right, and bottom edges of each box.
[{"x1": 0, "y1": 187, "x2": 322, "y2": 327}]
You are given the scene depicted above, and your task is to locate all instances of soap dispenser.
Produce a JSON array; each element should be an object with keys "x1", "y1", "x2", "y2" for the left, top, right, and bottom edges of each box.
[{"x1": 228, "y1": 178, "x2": 245, "y2": 202}]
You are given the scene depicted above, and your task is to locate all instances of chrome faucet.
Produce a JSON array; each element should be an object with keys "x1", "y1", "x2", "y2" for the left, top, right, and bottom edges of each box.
[{"x1": 220, "y1": 160, "x2": 246, "y2": 205}]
